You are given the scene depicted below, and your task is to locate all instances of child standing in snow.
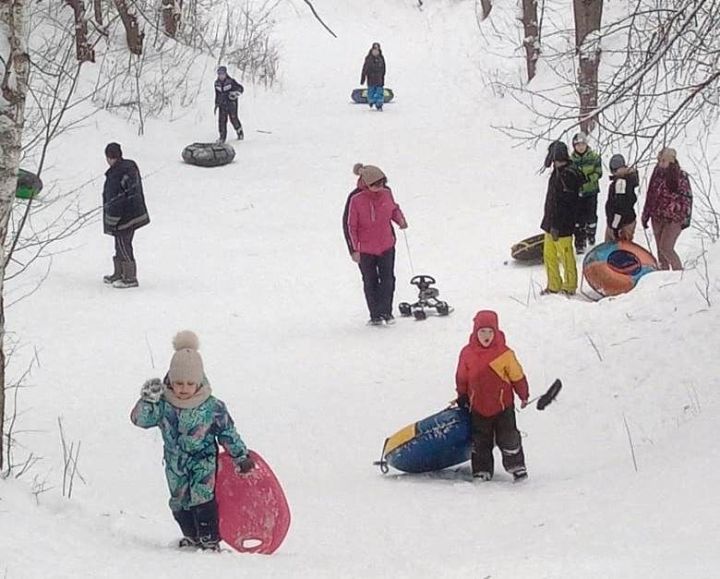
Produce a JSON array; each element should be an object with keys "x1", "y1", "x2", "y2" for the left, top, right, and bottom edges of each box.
[
  {"x1": 570, "y1": 132, "x2": 603, "y2": 254},
  {"x1": 214, "y1": 66, "x2": 244, "y2": 143},
  {"x1": 343, "y1": 163, "x2": 408, "y2": 325},
  {"x1": 131, "y1": 331, "x2": 253, "y2": 551},
  {"x1": 541, "y1": 141, "x2": 585, "y2": 295},
  {"x1": 455, "y1": 310, "x2": 529, "y2": 482},
  {"x1": 605, "y1": 154, "x2": 639, "y2": 242},
  {"x1": 361, "y1": 43, "x2": 386, "y2": 111}
]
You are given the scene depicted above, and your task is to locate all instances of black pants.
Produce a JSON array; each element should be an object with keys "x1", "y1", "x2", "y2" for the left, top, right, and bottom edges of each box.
[
  {"x1": 173, "y1": 499, "x2": 219, "y2": 541},
  {"x1": 114, "y1": 229, "x2": 135, "y2": 262},
  {"x1": 218, "y1": 103, "x2": 242, "y2": 140},
  {"x1": 575, "y1": 194, "x2": 598, "y2": 248},
  {"x1": 470, "y1": 408, "x2": 526, "y2": 477},
  {"x1": 358, "y1": 247, "x2": 396, "y2": 319}
]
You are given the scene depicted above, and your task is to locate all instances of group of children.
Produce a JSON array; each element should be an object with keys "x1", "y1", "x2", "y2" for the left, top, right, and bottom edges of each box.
[{"x1": 540, "y1": 133, "x2": 692, "y2": 295}]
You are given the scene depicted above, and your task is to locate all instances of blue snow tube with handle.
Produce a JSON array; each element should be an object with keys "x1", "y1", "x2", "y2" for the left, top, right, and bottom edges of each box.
[{"x1": 377, "y1": 407, "x2": 472, "y2": 474}]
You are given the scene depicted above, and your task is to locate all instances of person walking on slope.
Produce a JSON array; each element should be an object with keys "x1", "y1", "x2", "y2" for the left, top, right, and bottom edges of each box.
[
  {"x1": 605, "y1": 154, "x2": 639, "y2": 242},
  {"x1": 455, "y1": 310, "x2": 530, "y2": 482},
  {"x1": 541, "y1": 141, "x2": 585, "y2": 295},
  {"x1": 214, "y1": 66, "x2": 244, "y2": 143},
  {"x1": 344, "y1": 163, "x2": 408, "y2": 325},
  {"x1": 102, "y1": 142, "x2": 150, "y2": 289},
  {"x1": 641, "y1": 147, "x2": 692, "y2": 270},
  {"x1": 131, "y1": 331, "x2": 254, "y2": 551},
  {"x1": 570, "y1": 132, "x2": 603, "y2": 254},
  {"x1": 361, "y1": 43, "x2": 386, "y2": 111}
]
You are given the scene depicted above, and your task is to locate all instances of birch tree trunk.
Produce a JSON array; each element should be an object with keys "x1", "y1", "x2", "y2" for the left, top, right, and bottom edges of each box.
[
  {"x1": 0, "y1": 0, "x2": 29, "y2": 471},
  {"x1": 574, "y1": 0, "x2": 603, "y2": 133}
]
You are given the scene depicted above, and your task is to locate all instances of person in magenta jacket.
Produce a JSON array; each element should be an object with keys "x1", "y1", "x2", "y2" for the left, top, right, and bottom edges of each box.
[{"x1": 343, "y1": 163, "x2": 407, "y2": 325}]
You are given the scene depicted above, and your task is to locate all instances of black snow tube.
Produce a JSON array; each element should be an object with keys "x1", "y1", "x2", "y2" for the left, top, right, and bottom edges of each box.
[
  {"x1": 511, "y1": 233, "x2": 545, "y2": 262},
  {"x1": 182, "y1": 142, "x2": 236, "y2": 167}
]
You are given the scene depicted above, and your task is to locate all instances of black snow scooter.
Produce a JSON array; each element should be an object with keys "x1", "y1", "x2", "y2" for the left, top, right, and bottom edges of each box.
[{"x1": 398, "y1": 275, "x2": 453, "y2": 321}]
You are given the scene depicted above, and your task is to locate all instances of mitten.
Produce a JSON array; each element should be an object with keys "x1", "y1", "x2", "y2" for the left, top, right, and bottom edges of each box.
[
  {"x1": 456, "y1": 395, "x2": 470, "y2": 409},
  {"x1": 234, "y1": 455, "x2": 255, "y2": 474},
  {"x1": 140, "y1": 378, "x2": 164, "y2": 403},
  {"x1": 550, "y1": 228, "x2": 560, "y2": 242}
]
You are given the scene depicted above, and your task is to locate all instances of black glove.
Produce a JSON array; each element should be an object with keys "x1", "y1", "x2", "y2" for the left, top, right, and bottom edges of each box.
[
  {"x1": 456, "y1": 395, "x2": 470, "y2": 409},
  {"x1": 234, "y1": 456, "x2": 254, "y2": 474},
  {"x1": 550, "y1": 228, "x2": 560, "y2": 242}
]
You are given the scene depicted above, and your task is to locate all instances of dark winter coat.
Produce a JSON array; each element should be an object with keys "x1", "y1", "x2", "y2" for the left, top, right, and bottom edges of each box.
[
  {"x1": 540, "y1": 163, "x2": 584, "y2": 237},
  {"x1": 214, "y1": 76, "x2": 244, "y2": 111},
  {"x1": 102, "y1": 158, "x2": 150, "y2": 236},
  {"x1": 642, "y1": 164, "x2": 692, "y2": 229},
  {"x1": 605, "y1": 168, "x2": 638, "y2": 232},
  {"x1": 361, "y1": 54, "x2": 386, "y2": 86}
]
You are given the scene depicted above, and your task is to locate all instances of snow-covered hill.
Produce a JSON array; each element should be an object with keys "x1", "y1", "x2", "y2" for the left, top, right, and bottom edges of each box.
[{"x1": 2, "y1": 1, "x2": 719, "y2": 577}]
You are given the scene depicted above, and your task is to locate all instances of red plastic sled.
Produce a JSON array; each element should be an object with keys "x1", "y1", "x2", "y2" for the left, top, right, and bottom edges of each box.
[{"x1": 216, "y1": 450, "x2": 291, "y2": 554}]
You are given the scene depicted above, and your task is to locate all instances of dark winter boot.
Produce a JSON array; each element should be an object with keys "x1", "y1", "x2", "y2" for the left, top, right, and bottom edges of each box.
[
  {"x1": 173, "y1": 509, "x2": 199, "y2": 548},
  {"x1": 236, "y1": 126, "x2": 244, "y2": 141},
  {"x1": 512, "y1": 468, "x2": 528, "y2": 483},
  {"x1": 192, "y1": 500, "x2": 220, "y2": 551},
  {"x1": 112, "y1": 261, "x2": 139, "y2": 289},
  {"x1": 103, "y1": 257, "x2": 122, "y2": 284},
  {"x1": 473, "y1": 472, "x2": 492, "y2": 481}
]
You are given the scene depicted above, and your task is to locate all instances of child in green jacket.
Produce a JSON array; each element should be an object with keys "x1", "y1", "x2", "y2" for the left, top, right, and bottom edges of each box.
[
  {"x1": 571, "y1": 132, "x2": 603, "y2": 253},
  {"x1": 131, "y1": 331, "x2": 253, "y2": 551}
]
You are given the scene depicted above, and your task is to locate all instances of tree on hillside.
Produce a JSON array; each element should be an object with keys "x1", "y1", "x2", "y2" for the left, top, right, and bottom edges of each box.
[{"x1": 574, "y1": 0, "x2": 602, "y2": 133}]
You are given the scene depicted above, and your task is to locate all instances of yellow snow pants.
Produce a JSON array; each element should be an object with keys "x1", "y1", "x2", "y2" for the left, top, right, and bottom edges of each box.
[{"x1": 543, "y1": 234, "x2": 578, "y2": 293}]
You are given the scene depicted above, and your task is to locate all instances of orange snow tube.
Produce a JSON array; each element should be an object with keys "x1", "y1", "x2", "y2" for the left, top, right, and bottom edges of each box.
[{"x1": 583, "y1": 241, "x2": 658, "y2": 297}]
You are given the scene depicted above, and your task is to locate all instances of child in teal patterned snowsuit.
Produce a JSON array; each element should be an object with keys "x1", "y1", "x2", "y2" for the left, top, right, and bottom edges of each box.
[{"x1": 131, "y1": 330, "x2": 253, "y2": 550}]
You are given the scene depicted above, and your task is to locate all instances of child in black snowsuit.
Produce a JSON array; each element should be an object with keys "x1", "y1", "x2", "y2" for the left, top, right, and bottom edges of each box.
[
  {"x1": 605, "y1": 154, "x2": 639, "y2": 242},
  {"x1": 214, "y1": 66, "x2": 244, "y2": 143}
]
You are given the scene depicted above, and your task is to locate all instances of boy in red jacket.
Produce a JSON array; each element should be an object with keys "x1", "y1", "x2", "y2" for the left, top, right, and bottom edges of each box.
[{"x1": 455, "y1": 311, "x2": 529, "y2": 482}]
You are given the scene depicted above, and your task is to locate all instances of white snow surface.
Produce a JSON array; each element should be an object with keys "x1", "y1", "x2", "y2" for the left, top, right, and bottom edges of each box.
[{"x1": 2, "y1": 1, "x2": 720, "y2": 577}]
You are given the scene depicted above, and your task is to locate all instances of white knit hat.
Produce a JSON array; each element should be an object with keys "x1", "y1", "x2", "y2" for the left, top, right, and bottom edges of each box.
[{"x1": 168, "y1": 331, "x2": 204, "y2": 385}]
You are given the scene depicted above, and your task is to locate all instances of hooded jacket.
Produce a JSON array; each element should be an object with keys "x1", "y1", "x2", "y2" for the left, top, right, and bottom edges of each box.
[
  {"x1": 642, "y1": 164, "x2": 692, "y2": 228},
  {"x1": 361, "y1": 50, "x2": 386, "y2": 86},
  {"x1": 345, "y1": 181, "x2": 406, "y2": 256},
  {"x1": 455, "y1": 311, "x2": 529, "y2": 418},
  {"x1": 541, "y1": 163, "x2": 584, "y2": 237},
  {"x1": 571, "y1": 148, "x2": 602, "y2": 197},
  {"x1": 214, "y1": 75, "x2": 244, "y2": 110}
]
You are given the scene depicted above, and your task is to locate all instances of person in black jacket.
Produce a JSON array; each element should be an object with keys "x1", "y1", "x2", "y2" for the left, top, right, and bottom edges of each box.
[
  {"x1": 361, "y1": 43, "x2": 386, "y2": 111},
  {"x1": 541, "y1": 141, "x2": 585, "y2": 295},
  {"x1": 605, "y1": 154, "x2": 639, "y2": 242},
  {"x1": 102, "y1": 142, "x2": 150, "y2": 289},
  {"x1": 214, "y1": 66, "x2": 244, "y2": 143}
]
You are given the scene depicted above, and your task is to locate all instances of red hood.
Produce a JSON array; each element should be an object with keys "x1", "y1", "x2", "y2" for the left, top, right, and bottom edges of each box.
[{"x1": 468, "y1": 310, "x2": 507, "y2": 350}]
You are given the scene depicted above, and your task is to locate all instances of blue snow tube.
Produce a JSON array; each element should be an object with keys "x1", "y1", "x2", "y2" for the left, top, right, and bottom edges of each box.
[{"x1": 378, "y1": 407, "x2": 472, "y2": 473}]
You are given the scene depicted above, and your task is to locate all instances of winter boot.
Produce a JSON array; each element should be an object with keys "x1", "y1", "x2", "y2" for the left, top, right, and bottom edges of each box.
[
  {"x1": 236, "y1": 127, "x2": 244, "y2": 141},
  {"x1": 381, "y1": 314, "x2": 396, "y2": 325},
  {"x1": 215, "y1": 136, "x2": 226, "y2": 144},
  {"x1": 512, "y1": 468, "x2": 528, "y2": 483},
  {"x1": 193, "y1": 500, "x2": 220, "y2": 551},
  {"x1": 367, "y1": 317, "x2": 383, "y2": 326},
  {"x1": 112, "y1": 261, "x2": 139, "y2": 289},
  {"x1": 473, "y1": 472, "x2": 492, "y2": 481},
  {"x1": 173, "y1": 509, "x2": 199, "y2": 548},
  {"x1": 103, "y1": 257, "x2": 122, "y2": 284}
]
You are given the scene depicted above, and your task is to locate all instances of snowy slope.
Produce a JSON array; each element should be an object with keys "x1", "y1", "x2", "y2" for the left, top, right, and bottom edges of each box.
[{"x1": 2, "y1": 1, "x2": 720, "y2": 577}]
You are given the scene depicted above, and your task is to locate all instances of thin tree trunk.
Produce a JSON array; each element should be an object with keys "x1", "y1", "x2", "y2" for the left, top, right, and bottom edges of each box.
[
  {"x1": 113, "y1": 0, "x2": 144, "y2": 55},
  {"x1": 573, "y1": 0, "x2": 603, "y2": 133},
  {"x1": 0, "y1": 0, "x2": 30, "y2": 471},
  {"x1": 64, "y1": 0, "x2": 95, "y2": 62},
  {"x1": 161, "y1": 0, "x2": 182, "y2": 38},
  {"x1": 93, "y1": 0, "x2": 102, "y2": 26},
  {"x1": 520, "y1": 0, "x2": 540, "y2": 82}
]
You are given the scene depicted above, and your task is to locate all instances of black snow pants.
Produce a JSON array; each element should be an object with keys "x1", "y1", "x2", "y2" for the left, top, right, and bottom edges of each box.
[
  {"x1": 471, "y1": 407, "x2": 526, "y2": 478},
  {"x1": 173, "y1": 499, "x2": 219, "y2": 543},
  {"x1": 218, "y1": 102, "x2": 242, "y2": 141},
  {"x1": 358, "y1": 247, "x2": 396, "y2": 320},
  {"x1": 575, "y1": 194, "x2": 599, "y2": 250},
  {"x1": 114, "y1": 229, "x2": 135, "y2": 262}
]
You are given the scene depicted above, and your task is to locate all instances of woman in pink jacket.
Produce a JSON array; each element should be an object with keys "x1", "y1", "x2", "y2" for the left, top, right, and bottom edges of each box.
[{"x1": 343, "y1": 163, "x2": 408, "y2": 325}]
